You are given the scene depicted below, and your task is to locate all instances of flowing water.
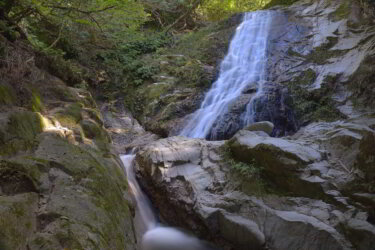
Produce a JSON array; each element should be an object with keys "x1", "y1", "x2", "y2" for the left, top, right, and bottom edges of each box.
[
  {"x1": 180, "y1": 11, "x2": 273, "y2": 139},
  {"x1": 121, "y1": 11, "x2": 274, "y2": 249},
  {"x1": 120, "y1": 155, "x2": 213, "y2": 250}
]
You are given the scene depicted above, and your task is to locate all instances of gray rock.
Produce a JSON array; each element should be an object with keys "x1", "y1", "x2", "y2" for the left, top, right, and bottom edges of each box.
[
  {"x1": 245, "y1": 121, "x2": 275, "y2": 135},
  {"x1": 135, "y1": 135, "x2": 358, "y2": 250}
]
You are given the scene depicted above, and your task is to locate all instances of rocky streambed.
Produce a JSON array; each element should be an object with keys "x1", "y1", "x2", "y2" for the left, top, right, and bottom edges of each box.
[
  {"x1": 124, "y1": 0, "x2": 375, "y2": 249},
  {"x1": 133, "y1": 119, "x2": 375, "y2": 250}
]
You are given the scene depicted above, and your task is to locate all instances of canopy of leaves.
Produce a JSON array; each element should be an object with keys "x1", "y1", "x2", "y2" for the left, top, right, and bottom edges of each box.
[
  {"x1": 198, "y1": 0, "x2": 271, "y2": 21},
  {"x1": 3, "y1": 0, "x2": 148, "y2": 50}
]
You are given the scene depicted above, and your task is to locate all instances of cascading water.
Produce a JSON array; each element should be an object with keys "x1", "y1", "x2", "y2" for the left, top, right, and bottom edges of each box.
[
  {"x1": 120, "y1": 155, "x2": 213, "y2": 250},
  {"x1": 120, "y1": 11, "x2": 275, "y2": 250},
  {"x1": 180, "y1": 11, "x2": 273, "y2": 139}
]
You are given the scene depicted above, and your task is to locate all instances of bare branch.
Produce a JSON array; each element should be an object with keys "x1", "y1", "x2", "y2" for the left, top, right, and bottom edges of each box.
[{"x1": 44, "y1": 5, "x2": 116, "y2": 15}]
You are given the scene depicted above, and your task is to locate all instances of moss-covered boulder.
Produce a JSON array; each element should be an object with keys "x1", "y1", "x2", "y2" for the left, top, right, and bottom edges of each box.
[{"x1": 0, "y1": 49, "x2": 136, "y2": 249}]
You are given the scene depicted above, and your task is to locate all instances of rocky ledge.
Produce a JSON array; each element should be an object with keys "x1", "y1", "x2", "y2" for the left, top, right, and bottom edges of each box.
[{"x1": 134, "y1": 118, "x2": 375, "y2": 250}]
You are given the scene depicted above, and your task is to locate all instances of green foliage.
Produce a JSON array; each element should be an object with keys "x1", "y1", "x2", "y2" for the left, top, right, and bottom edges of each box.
[
  {"x1": 264, "y1": 0, "x2": 299, "y2": 8},
  {"x1": 220, "y1": 143, "x2": 263, "y2": 180},
  {"x1": 199, "y1": 0, "x2": 270, "y2": 21},
  {"x1": 96, "y1": 33, "x2": 170, "y2": 96},
  {"x1": 9, "y1": 0, "x2": 147, "y2": 44}
]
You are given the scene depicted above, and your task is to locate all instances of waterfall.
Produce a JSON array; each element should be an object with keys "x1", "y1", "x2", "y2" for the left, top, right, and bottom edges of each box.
[
  {"x1": 180, "y1": 11, "x2": 273, "y2": 139},
  {"x1": 120, "y1": 155, "x2": 157, "y2": 231}
]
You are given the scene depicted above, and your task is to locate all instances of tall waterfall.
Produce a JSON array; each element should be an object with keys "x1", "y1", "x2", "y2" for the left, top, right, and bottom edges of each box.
[{"x1": 180, "y1": 11, "x2": 273, "y2": 139}]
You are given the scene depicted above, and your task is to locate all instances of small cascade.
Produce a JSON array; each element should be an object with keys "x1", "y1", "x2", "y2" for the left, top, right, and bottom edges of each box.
[
  {"x1": 121, "y1": 155, "x2": 157, "y2": 232},
  {"x1": 180, "y1": 11, "x2": 274, "y2": 139},
  {"x1": 120, "y1": 155, "x2": 214, "y2": 250}
]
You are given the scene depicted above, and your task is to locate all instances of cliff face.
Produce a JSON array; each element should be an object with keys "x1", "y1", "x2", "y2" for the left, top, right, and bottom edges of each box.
[{"x1": 0, "y1": 39, "x2": 136, "y2": 249}]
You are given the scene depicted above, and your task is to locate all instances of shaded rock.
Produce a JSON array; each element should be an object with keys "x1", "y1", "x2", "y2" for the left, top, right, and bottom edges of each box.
[{"x1": 218, "y1": 212, "x2": 265, "y2": 249}]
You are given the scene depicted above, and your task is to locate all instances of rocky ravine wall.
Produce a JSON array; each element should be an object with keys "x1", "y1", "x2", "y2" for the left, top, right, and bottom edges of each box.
[
  {"x1": 134, "y1": 0, "x2": 375, "y2": 249},
  {"x1": 0, "y1": 40, "x2": 137, "y2": 249}
]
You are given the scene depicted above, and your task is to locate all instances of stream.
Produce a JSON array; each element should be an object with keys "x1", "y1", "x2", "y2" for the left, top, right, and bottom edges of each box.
[{"x1": 120, "y1": 155, "x2": 215, "y2": 250}]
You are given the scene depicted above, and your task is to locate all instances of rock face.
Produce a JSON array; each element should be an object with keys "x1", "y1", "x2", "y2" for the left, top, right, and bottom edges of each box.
[
  {"x1": 135, "y1": 118, "x2": 375, "y2": 249},
  {"x1": 0, "y1": 44, "x2": 136, "y2": 249}
]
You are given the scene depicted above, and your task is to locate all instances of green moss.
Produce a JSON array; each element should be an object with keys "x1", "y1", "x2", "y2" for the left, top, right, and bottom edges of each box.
[
  {"x1": 289, "y1": 68, "x2": 317, "y2": 86},
  {"x1": 55, "y1": 229, "x2": 84, "y2": 250},
  {"x1": 0, "y1": 111, "x2": 45, "y2": 155},
  {"x1": 330, "y1": 0, "x2": 351, "y2": 21},
  {"x1": 0, "y1": 193, "x2": 37, "y2": 250},
  {"x1": 0, "y1": 84, "x2": 15, "y2": 105},
  {"x1": 49, "y1": 85, "x2": 79, "y2": 102},
  {"x1": 7, "y1": 112, "x2": 45, "y2": 141},
  {"x1": 55, "y1": 103, "x2": 83, "y2": 127},
  {"x1": 264, "y1": 0, "x2": 299, "y2": 8},
  {"x1": 348, "y1": 55, "x2": 375, "y2": 108},
  {"x1": 170, "y1": 22, "x2": 235, "y2": 65},
  {"x1": 305, "y1": 37, "x2": 348, "y2": 65},
  {"x1": 285, "y1": 73, "x2": 345, "y2": 123},
  {"x1": 31, "y1": 90, "x2": 44, "y2": 112},
  {"x1": 288, "y1": 37, "x2": 346, "y2": 65},
  {"x1": 219, "y1": 143, "x2": 268, "y2": 196}
]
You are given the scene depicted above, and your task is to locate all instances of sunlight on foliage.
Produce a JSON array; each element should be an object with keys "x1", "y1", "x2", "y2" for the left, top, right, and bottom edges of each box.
[{"x1": 198, "y1": 0, "x2": 272, "y2": 21}]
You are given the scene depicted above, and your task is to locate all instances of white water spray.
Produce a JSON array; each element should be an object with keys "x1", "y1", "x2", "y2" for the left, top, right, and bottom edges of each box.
[{"x1": 180, "y1": 11, "x2": 273, "y2": 139}]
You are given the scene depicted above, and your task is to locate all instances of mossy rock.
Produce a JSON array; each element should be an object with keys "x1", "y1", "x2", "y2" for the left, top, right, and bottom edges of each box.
[
  {"x1": 356, "y1": 132, "x2": 375, "y2": 182},
  {"x1": 0, "y1": 193, "x2": 39, "y2": 250},
  {"x1": 0, "y1": 84, "x2": 16, "y2": 106},
  {"x1": 55, "y1": 103, "x2": 83, "y2": 127},
  {"x1": 31, "y1": 133, "x2": 134, "y2": 249},
  {"x1": 0, "y1": 160, "x2": 39, "y2": 195},
  {"x1": 286, "y1": 73, "x2": 345, "y2": 124},
  {"x1": 264, "y1": 0, "x2": 299, "y2": 8},
  {"x1": 30, "y1": 90, "x2": 44, "y2": 113},
  {"x1": 329, "y1": 0, "x2": 351, "y2": 21},
  {"x1": 228, "y1": 130, "x2": 326, "y2": 198},
  {"x1": 348, "y1": 55, "x2": 375, "y2": 108},
  {"x1": 0, "y1": 111, "x2": 45, "y2": 156}
]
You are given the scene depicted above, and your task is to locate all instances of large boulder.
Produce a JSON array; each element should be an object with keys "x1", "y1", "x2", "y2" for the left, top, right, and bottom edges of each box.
[
  {"x1": 134, "y1": 133, "x2": 373, "y2": 250},
  {"x1": 228, "y1": 130, "x2": 325, "y2": 197}
]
